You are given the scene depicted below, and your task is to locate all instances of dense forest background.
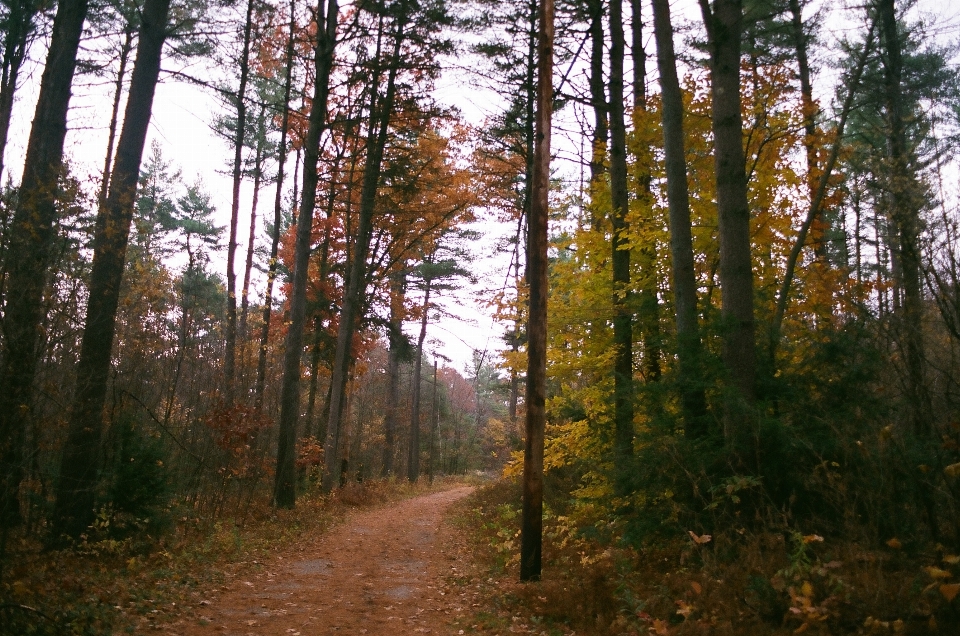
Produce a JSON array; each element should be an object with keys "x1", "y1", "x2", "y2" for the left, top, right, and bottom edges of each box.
[{"x1": 2, "y1": 0, "x2": 960, "y2": 630}]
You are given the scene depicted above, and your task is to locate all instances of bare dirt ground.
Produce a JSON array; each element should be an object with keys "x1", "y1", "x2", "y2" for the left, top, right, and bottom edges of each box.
[{"x1": 173, "y1": 486, "x2": 477, "y2": 636}]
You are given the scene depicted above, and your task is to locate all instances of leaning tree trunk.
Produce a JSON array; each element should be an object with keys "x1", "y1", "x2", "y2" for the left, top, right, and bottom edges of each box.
[
  {"x1": 652, "y1": 0, "x2": 707, "y2": 435},
  {"x1": 520, "y1": 0, "x2": 553, "y2": 584},
  {"x1": 99, "y1": 23, "x2": 134, "y2": 207},
  {"x1": 53, "y1": 0, "x2": 171, "y2": 540},
  {"x1": 0, "y1": 0, "x2": 89, "y2": 528},
  {"x1": 609, "y1": 0, "x2": 635, "y2": 496},
  {"x1": 255, "y1": 0, "x2": 297, "y2": 410},
  {"x1": 274, "y1": 0, "x2": 339, "y2": 509},
  {"x1": 0, "y1": 0, "x2": 42, "y2": 183},
  {"x1": 321, "y1": 8, "x2": 407, "y2": 492},
  {"x1": 698, "y1": 0, "x2": 755, "y2": 446}
]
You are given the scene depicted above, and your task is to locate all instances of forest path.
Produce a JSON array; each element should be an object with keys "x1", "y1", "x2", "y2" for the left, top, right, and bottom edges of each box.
[{"x1": 176, "y1": 485, "x2": 477, "y2": 636}]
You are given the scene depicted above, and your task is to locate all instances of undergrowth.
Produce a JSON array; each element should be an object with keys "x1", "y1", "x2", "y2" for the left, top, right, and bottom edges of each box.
[
  {"x1": 462, "y1": 478, "x2": 960, "y2": 636},
  {"x1": 0, "y1": 476, "x2": 459, "y2": 635}
]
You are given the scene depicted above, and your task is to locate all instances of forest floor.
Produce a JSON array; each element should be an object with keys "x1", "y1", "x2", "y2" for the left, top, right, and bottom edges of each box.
[{"x1": 169, "y1": 485, "x2": 486, "y2": 636}]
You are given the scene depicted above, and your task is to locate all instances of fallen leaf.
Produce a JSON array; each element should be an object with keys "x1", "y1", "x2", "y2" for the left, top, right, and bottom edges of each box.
[
  {"x1": 649, "y1": 618, "x2": 669, "y2": 635},
  {"x1": 943, "y1": 555, "x2": 960, "y2": 565},
  {"x1": 688, "y1": 531, "x2": 712, "y2": 545},
  {"x1": 940, "y1": 583, "x2": 960, "y2": 602},
  {"x1": 944, "y1": 462, "x2": 960, "y2": 477},
  {"x1": 802, "y1": 534, "x2": 824, "y2": 544},
  {"x1": 690, "y1": 581, "x2": 702, "y2": 595},
  {"x1": 801, "y1": 581, "x2": 814, "y2": 598},
  {"x1": 926, "y1": 566, "x2": 952, "y2": 579},
  {"x1": 886, "y1": 538, "x2": 902, "y2": 550}
]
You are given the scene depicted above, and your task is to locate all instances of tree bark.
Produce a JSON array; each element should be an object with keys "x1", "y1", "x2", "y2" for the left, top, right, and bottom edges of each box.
[
  {"x1": 631, "y1": 1, "x2": 662, "y2": 385},
  {"x1": 698, "y1": 0, "x2": 755, "y2": 442},
  {"x1": 407, "y1": 276, "x2": 432, "y2": 482},
  {"x1": 382, "y1": 272, "x2": 406, "y2": 477},
  {"x1": 428, "y1": 359, "x2": 439, "y2": 482},
  {"x1": 239, "y1": 103, "x2": 266, "y2": 366},
  {"x1": 587, "y1": 0, "x2": 606, "y2": 188},
  {"x1": 609, "y1": 0, "x2": 635, "y2": 494},
  {"x1": 53, "y1": 0, "x2": 171, "y2": 540},
  {"x1": 99, "y1": 23, "x2": 135, "y2": 207},
  {"x1": 0, "y1": 0, "x2": 89, "y2": 528},
  {"x1": 879, "y1": 0, "x2": 926, "y2": 437},
  {"x1": 0, "y1": 0, "x2": 42, "y2": 183},
  {"x1": 651, "y1": 0, "x2": 708, "y2": 435},
  {"x1": 225, "y1": 0, "x2": 256, "y2": 403},
  {"x1": 321, "y1": 6, "x2": 407, "y2": 492},
  {"x1": 520, "y1": 0, "x2": 552, "y2": 583},
  {"x1": 274, "y1": 0, "x2": 339, "y2": 509},
  {"x1": 255, "y1": 0, "x2": 297, "y2": 410}
]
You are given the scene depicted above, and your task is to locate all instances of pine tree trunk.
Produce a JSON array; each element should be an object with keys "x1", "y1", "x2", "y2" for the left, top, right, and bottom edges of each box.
[
  {"x1": 239, "y1": 107, "x2": 265, "y2": 368},
  {"x1": 0, "y1": 0, "x2": 41, "y2": 183},
  {"x1": 587, "y1": 0, "x2": 606, "y2": 189},
  {"x1": 698, "y1": 0, "x2": 755, "y2": 444},
  {"x1": 0, "y1": 0, "x2": 89, "y2": 528},
  {"x1": 879, "y1": 0, "x2": 927, "y2": 437},
  {"x1": 652, "y1": 0, "x2": 708, "y2": 435},
  {"x1": 99, "y1": 24, "x2": 134, "y2": 207},
  {"x1": 428, "y1": 359, "x2": 439, "y2": 482},
  {"x1": 53, "y1": 0, "x2": 171, "y2": 540},
  {"x1": 631, "y1": 2, "x2": 662, "y2": 385},
  {"x1": 520, "y1": 0, "x2": 553, "y2": 583},
  {"x1": 321, "y1": 8, "x2": 407, "y2": 492},
  {"x1": 407, "y1": 277, "x2": 432, "y2": 483},
  {"x1": 274, "y1": 0, "x2": 339, "y2": 509},
  {"x1": 382, "y1": 273, "x2": 406, "y2": 477},
  {"x1": 609, "y1": 0, "x2": 635, "y2": 494},
  {"x1": 225, "y1": 0, "x2": 256, "y2": 403},
  {"x1": 255, "y1": 0, "x2": 297, "y2": 410}
]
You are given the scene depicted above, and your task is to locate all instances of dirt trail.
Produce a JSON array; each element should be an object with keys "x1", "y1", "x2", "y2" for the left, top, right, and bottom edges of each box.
[{"x1": 177, "y1": 486, "x2": 476, "y2": 636}]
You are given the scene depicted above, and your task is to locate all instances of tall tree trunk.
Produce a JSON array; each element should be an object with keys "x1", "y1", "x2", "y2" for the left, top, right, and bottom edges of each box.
[
  {"x1": 587, "y1": 0, "x2": 606, "y2": 188},
  {"x1": 53, "y1": 0, "x2": 171, "y2": 540},
  {"x1": 274, "y1": 0, "x2": 339, "y2": 509},
  {"x1": 879, "y1": 0, "x2": 926, "y2": 437},
  {"x1": 99, "y1": 23, "x2": 135, "y2": 207},
  {"x1": 609, "y1": 0, "x2": 635, "y2": 494},
  {"x1": 225, "y1": 0, "x2": 256, "y2": 403},
  {"x1": 0, "y1": 0, "x2": 42, "y2": 183},
  {"x1": 787, "y1": 0, "x2": 823, "y2": 258},
  {"x1": 428, "y1": 359, "x2": 439, "y2": 482},
  {"x1": 239, "y1": 104, "x2": 266, "y2": 367},
  {"x1": 651, "y1": 0, "x2": 708, "y2": 435},
  {"x1": 407, "y1": 276, "x2": 432, "y2": 483},
  {"x1": 698, "y1": 0, "x2": 755, "y2": 444},
  {"x1": 520, "y1": 0, "x2": 553, "y2": 583},
  {"x1": 0, "y1": 0, "x2": 89, "y2": 528},
  {"x1": 382, "y1": 272, "x2": 406, "y2": 477},
  {"x1": 255, "y1": 0, "x2": 297, "y2": 410},
  {"x1": 321, "y1": 7, "x2": 407, "y2": 492},
  {"x1": 630, "y1": 1, "x2": 661, "y2": 384}
]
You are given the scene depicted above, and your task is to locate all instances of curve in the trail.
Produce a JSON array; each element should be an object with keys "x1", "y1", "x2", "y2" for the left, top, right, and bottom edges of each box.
[{"x1": 178, "y1": 486, "x2": 475, "y2": 636}]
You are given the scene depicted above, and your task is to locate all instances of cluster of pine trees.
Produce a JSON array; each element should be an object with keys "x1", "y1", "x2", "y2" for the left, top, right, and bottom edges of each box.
[{"x1": 0, "y1": 0, "x2": 517, "y2": 549}]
